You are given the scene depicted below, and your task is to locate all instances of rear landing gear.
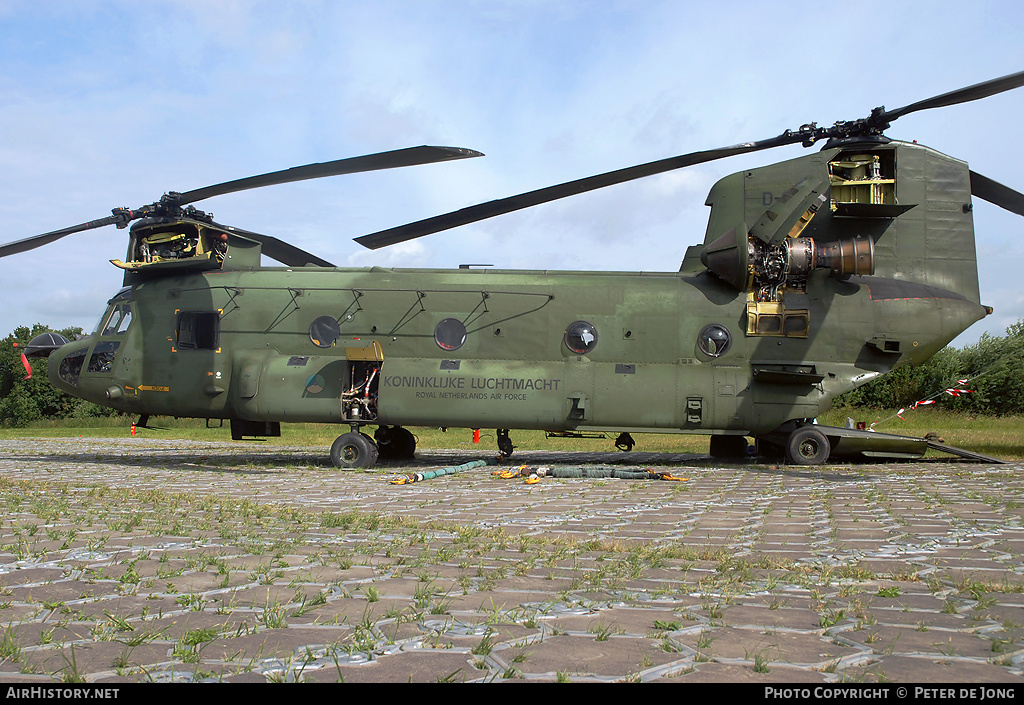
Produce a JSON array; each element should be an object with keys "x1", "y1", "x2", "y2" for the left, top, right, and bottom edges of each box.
[
  {"x1": 755, "y1": 422, "x2": 832, "y2": 465},
  {"x1": 785, "y1": 426, "x2": 830, "y2": 465},
  {"x1": 709, "y1": 434, "x2": 748, "y2": 459},
  {"x1": 754, "y1": 438, "x2": 786, "y2": 459}
]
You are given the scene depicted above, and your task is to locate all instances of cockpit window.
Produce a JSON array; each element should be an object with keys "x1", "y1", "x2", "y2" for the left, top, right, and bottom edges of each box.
[
  {"x1": 100, "y1": 305, "x2": 133, "y2": 336},
  {"x1": 88, "y1": 341, "x2": 120, "y2": 373},
  {"x1": 59, "y1": 348, "x2": 87, "y2": 386},
  {"x1": 93, "y1": 288, "x2": 134, "y2": 336}
]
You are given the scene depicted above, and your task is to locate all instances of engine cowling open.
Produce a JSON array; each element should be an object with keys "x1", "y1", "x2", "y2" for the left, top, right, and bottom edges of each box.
[{"x1": 701, "y1": 228, "x2": 874, "y2": 297}]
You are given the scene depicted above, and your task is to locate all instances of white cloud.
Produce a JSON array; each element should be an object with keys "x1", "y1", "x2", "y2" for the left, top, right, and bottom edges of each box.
[{"x1": 0, "y1": 0, "x2": 1022, "y2": 347}]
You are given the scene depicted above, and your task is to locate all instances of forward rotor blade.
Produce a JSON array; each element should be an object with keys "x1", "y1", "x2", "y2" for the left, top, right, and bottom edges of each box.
[
  {"x1": 971, "y1": 170, "x2": 1024, "y2": 218},
  {"x1": 355, "y1": 134, "x2": 801, "y2": 250},
  {"x1": 881, "y1": 70, "x2": 1024, "y2": 123},
  {"x1": 0, "y1": 214, "x2": 121, "y2": 259},
  {"x1": 176, "y1": 145, "x2": 483, "y2": 205},
  {"x1": 0, "y1": 146, "x2": 481, "y2": 260},
  {"x1": 210, "y1": 221, "x2": 335, "y2": 268}
]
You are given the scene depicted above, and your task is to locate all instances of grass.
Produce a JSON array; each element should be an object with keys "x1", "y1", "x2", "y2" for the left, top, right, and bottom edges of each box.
[
  {"x1": 819, "y1": 408, "x2": 1024, "y2": 460},
  {"x1": 3, "y1": 407, "x2": 1022, "y2": 458},
  {"x1": 0, "y1": 417, "x2": 707, "y2": 453}
]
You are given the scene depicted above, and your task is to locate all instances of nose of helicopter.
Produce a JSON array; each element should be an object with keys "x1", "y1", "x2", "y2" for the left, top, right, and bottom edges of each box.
[
  {"x1": 44, "y1": 326, "x2": 139, "y2": 411},
  {"x1": 46, "y1": 337, "x2": 130, "y2": 408},
  {"x1": 47, "y1": 338, "x2": 93, "y2": 395}
]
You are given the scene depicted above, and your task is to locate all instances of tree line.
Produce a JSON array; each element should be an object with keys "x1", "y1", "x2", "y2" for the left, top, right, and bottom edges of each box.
[
  {"x1": 0, "y1": 324, "x2": 117, "y2": 426},
  {"x1": 2, "y1": 321, "x2": 1023, "y2": 427},
  {"x1": 833, "y1": 321, "x2": 1024, "y2": 415}
]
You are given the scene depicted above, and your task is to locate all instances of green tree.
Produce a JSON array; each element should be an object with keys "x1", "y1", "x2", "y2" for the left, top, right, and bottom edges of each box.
[
  {"x1": 0, "y1": 324, "x2": 101, "y2": 427},
  {"x1": 835, "y1": 320, "x2": 1024, "y2": 415},
  {"x1": 947, "y1": 322, "x2": 1024, "y2": 415}
]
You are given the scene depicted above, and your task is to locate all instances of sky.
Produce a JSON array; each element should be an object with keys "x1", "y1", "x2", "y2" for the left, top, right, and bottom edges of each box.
[{"x1": 1, "y1": 0, "x2": 1023, "y2": 349}]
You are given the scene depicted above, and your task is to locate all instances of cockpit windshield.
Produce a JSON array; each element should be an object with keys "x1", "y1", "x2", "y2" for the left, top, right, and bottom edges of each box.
[
  {"x1": 101, "y1": 306, "x2": 133, "y2": 336},
  {"x1": 92, "y1": 288, "x2": 134, "y2": 336}
]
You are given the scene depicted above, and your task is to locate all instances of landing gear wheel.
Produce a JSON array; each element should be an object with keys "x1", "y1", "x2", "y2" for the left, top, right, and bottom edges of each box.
[
  {"x1": 375, "y1": 426, "x2": 417, "y2": 461},
  {"x1": 755, "y1": 438, "x2": 786, "y2": 459},
  {"x1": 785, "y1": 427, "x2": 830, "y2": 466},
  {"x1": 392, "y1": 427, "x2": 416, "y2": 459},
  {"x1": 709, "y1": 434, "x2": 748, "y2": 458},
  {"x1": 374, "y1": 426, "x2": 396, "y2": 460},
  {"x1": 331, "y1": 432, "x2": 379, "y2": 469}
]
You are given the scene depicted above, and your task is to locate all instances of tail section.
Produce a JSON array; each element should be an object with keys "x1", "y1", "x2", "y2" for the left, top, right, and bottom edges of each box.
[{"x1": 698, "y1": 140, "x2": 982, "y2": 304}]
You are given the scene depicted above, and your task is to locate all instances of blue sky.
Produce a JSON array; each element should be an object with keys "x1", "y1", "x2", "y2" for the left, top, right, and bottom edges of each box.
[{"x1": 1, "y1": 0, "x2": 1023, "y2": 348}]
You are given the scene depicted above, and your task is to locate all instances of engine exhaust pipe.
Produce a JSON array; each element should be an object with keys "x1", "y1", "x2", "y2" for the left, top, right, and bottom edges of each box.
[{"x1": 787, "y1": 236, "x2": 874, "y2": 277}]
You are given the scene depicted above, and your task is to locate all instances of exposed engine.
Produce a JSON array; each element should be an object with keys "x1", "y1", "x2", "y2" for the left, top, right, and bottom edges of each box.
[{"x1": 749, "y1": 235, "x2": 874, "y2": 302}]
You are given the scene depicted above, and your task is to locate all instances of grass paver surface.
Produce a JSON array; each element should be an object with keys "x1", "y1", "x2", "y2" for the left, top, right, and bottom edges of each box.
[{"x1": 0, "y1": 437, "x2": 1020, "y2": 683}]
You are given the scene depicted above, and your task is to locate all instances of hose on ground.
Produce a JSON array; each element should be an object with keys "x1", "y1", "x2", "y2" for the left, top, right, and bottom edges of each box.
[{"x1": 391, "y1": 458, "x2": 688, "y2": 484}]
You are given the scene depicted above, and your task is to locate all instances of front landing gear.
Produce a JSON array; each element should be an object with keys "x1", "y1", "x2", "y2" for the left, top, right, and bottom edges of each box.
[
  {"x1": 330, "y1": 431, "x2": 379, "y2": 469},
  {"x1": 331, "y1": 425, "x2": 418, "y2": 468},
  {"x1": 375, "y1": 425, "x2": 417, "y2": 461}
]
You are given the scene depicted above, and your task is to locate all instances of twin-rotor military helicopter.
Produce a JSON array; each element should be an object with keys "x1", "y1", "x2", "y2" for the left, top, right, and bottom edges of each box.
[{"x1": 6, "y1": 72, "x2": 1024, "y2": 468}]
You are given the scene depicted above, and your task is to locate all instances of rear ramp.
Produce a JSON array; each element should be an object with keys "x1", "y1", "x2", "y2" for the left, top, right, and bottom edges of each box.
[
  {"x1": 924, "y1": 439, "x2": 1010, "y2": 464},
  {"x1": 816, "y1": 425, "x2": 1009, "y2": 463}
]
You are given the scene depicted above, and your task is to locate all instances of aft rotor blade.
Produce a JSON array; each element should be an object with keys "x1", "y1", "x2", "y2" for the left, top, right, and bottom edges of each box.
[
  {"x1": 0, "y1": 214, "x2": 121, "y2": 258},
  {"x1": 355, "y1": 134, "x2": 801, "y2": 250},
  {"x1": 971, "y1": 170, "x2": 1024, "y2": 218},
  {"x1": 175, "y1": 146, "x2": 483, "y2": 205},
  {"x1": 210, "y1": 222, "x2": 335, "y2": 268},
  {"x1": 881, "y1": 70, "x2": 1024, "y2": 123}
]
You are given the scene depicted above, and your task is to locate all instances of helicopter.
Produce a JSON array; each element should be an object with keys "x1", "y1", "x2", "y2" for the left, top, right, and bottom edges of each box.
[{"x1": 6, "y1": 71, "x2": 1024, "y2": 468}]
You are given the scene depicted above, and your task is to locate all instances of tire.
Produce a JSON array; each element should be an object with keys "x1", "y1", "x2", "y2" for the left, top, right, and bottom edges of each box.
[
  {"x1": 754, "y1": 438, "x2": 786, "y2": 459},
  {"x1": 374, "y1": 426, "x2": 416, "y2": 461},
  {"x1": 374, "y1": 426, "x2": 396, "y2": 460},
  {"x1": 391, "y1": 427, "x2": 416, "y2": 460},
  {"x1": 331, "y1": 432, "x2": 379, "y2": 469},
  {"x1": 785, "y1": 427, "x2": 830, "y2": 466},
  {"x1": 709, "y1": 434, "x2": 748, "y2": 458}
]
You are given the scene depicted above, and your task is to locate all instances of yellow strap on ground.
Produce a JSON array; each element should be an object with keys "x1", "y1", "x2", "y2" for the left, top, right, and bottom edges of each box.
[{"x1": 524, "y1": 476, "x2": 541, "y2": 484}]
